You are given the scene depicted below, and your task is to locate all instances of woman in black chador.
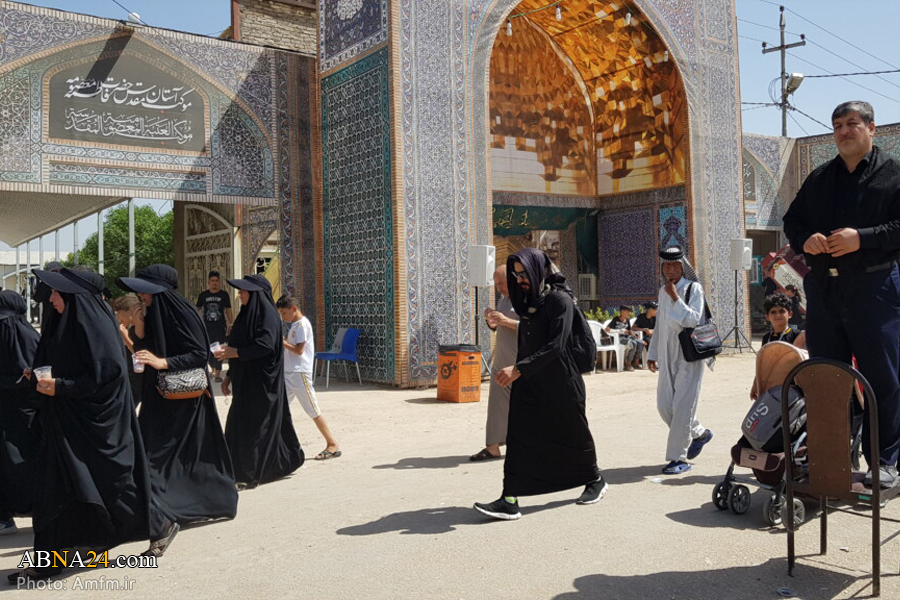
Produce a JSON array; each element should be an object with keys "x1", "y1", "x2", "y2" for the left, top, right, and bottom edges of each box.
[
  {"x1": 0, "y1": 291, "x2": 40, "y2": 534},
  {"x1": 215, "y1": 275, "x2": 303, "y2": 488},
  {"x1": 118, "y1": 265, "x2": 238, "y2": 533},
  {"x1": 8, "y1": 268, "x2": 176, "y2": 583}
]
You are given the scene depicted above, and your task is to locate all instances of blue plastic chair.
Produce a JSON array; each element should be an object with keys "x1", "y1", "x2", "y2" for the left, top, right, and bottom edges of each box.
[{"x1": 314, "y1": 328, "x2": 362, "y2": 389}]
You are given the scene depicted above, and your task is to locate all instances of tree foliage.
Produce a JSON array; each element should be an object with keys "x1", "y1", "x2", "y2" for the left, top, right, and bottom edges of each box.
[{"x1": 62, "y1": 205, "x2": 174, "y2": 296}]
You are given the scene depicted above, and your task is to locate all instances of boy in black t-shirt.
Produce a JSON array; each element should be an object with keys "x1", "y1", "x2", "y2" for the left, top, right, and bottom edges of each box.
[
  {"x1": 761, "y1": 293, "x2": 806, "y2": 348},
  {"x1": 196, "y1": 271, "x2": 233, "y2": 381}
]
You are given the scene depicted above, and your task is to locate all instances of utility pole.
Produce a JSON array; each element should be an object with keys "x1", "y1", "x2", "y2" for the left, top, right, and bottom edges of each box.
[{"x1": 762, "y1": 5, "x2": 806, "y2": 136}]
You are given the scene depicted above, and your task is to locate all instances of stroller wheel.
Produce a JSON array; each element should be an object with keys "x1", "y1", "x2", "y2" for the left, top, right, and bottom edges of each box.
[
  {"x1": 728, "y1": 484, "x2": 751, "y2": 515},
  {"x1": 781, "y1": 497, "x2": 806, "y2": 528},
  {"x1": 712, "y1": 481, "x2": 731, "y2": 511},
  {"x1": 763, "y1": 494, "x2": 785, "y2": 526}
]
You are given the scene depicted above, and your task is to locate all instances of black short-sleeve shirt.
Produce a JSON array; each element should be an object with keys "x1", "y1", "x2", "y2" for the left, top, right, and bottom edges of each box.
[{"x1": 196, "y1": 290, "x2": 231, "y2": 335}]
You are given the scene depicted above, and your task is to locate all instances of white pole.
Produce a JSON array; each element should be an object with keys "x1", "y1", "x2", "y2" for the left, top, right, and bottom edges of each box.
[
  {"x1": 38, "y1": 235, "x2": 44, "y2": 324},
  {"x1": 15, "y1": 245, "x2": 20, "y2": 293},
  {"x1": 128, "y1": 199, "x2": 136, "y2": 276},
  {"x1": 97, "y1": 209, "x2": 104, "y2": 275},
  {"x1": 73, "y1": 220, "x2": 79, "y2": 265},
  {"x1": 26, "y1": 240, "x2": 32, "y2": 323},
  {"x1": 54, "y1": 229, "x2": 59, "y2": 262}
]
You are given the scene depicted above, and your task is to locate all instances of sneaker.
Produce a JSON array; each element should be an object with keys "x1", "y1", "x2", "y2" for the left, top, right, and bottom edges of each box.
[
  {"x1": 864, "y1": 465, "x2": 900, "y2": 489},
  {"x1": 474, "y1": 497, "x2": 521, "y2": 521},
  {"x1": 576, "y1": 477, "x2": 609, "y2": 505},
  {"x1": 686, "y1": 429, "x2": 714, "y2": 460},
  {"x1": 662, "y1": 460, "x2": 692, "y2": 475},
  {"x1": 0, "y1": 519, "x2": 17, "y2": 536}
]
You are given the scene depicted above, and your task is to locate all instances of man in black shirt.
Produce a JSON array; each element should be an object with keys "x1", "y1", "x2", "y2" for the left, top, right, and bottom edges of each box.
[
  {"x1": 196, "y1": 271, "x2": 233, "y2": 382},
  {"x1": 783, "y1": 100, "x2": 900, "y2": 488}
]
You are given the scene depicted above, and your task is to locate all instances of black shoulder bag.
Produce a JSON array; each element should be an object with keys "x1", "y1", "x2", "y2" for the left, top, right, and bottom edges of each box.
[{"x1": 677, "y1": 283, "x2": 723, "y2": 362}]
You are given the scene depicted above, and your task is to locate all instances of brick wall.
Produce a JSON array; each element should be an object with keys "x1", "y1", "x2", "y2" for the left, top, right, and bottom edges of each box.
[{"x1": 237, "y1": 0, "x2": 316, "y2": 55}]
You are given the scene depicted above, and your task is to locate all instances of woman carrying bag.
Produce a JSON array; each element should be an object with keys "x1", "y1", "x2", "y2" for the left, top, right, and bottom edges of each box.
[{"x1": 118, "y1": 265, "x2": 238, "y2": 553}]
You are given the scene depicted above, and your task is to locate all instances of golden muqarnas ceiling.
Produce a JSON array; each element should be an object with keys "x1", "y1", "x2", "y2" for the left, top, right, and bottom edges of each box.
[
  {"x1": 491, "y1": 0, "x2": 686, "y2": 193},
  {"x1": 491, "y1": 19, "x2": 596, "y2": 195}
]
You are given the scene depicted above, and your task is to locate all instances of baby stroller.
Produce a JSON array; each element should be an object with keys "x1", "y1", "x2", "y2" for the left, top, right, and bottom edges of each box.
[
  {"x1": 713, "y1": 342, "x2": 810, "y2": 526},
  {"x1": 713, "y1": 342, "x2": 866, "y2": 526}
]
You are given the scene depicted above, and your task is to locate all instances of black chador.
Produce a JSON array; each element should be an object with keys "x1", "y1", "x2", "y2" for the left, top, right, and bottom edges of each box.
[
  {"x1": 118, "y1": 265, "x2": 237, "y2": 529},
  {"x1": 0, "y1": 291, "x2": 40, "y2": 522},
  {"x1": 15, "y1": 268, "x2": 158, "y2": 580},
  {"x1": 224, "y1": 275, "x2": 303, "y2": 488}
]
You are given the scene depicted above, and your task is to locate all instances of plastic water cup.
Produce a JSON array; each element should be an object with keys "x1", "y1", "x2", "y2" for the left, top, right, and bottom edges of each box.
[
  {"x1": 132, "y1": 354, "x2": 145, "y2": 374},
  {"x1": 34, "y1": 366, "x2": 52, "y2": 380},
  {"x1": 210, "y1": 341, "x2": 221, "y2": 353}
]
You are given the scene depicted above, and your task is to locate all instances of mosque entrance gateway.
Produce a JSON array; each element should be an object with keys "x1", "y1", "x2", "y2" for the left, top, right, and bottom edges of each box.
[
  {"x1": 489, "y1": 0, "x2": 689, "y2": 310},
  {"x1": 0, "y1": 1, "x2": 314, "y2": 306}
]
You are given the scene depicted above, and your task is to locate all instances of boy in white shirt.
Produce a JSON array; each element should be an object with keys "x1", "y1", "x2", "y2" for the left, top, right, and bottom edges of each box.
[{"x1": 276, "y1": 295, "x2": 341, "y2": 460}]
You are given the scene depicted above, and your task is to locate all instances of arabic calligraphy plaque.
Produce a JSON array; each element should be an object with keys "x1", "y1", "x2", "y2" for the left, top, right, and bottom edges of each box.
[{"x1": 49, "y1": 55, "x2": 207, "y2": 152}]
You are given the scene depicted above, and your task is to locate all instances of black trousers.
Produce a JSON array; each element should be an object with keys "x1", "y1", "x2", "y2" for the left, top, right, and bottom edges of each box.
[{"x1": 804, "y1": 266, "x2": 900, "y2": 467}]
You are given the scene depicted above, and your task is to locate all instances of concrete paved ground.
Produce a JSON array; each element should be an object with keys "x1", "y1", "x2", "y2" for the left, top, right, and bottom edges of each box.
[{"x1": 2, "y1": 350, "x2": 899, "y2": 599}]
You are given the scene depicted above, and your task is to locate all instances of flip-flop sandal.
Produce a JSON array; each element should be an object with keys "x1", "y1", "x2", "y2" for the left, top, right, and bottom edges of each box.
[
  {"x1": 142, "y1": 522, "x2": 180, "y2": 558},
  {"x1": 315, "y1": 449, "x2": 342, "y2": 460},
  {"x1": 469, "y1": 448, "x2": 502, "y2": 462}
]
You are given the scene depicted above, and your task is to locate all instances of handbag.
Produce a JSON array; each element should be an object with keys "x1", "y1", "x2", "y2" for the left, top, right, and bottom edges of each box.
[
  {"x1": 156, "y1": 368, "x2": 210, "y2": 400},
  {"x1": 677, "y1": 283, "x2": 723, "y2": 362}
]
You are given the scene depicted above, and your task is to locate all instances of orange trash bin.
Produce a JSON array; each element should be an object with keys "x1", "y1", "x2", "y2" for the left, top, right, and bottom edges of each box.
[{"x1": 437, "y1": 344, "x2": 482, "y2": 403}]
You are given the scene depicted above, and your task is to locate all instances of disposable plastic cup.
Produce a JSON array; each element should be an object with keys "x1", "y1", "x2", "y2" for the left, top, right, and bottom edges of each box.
[
  {"x1": 210, "y1": 341, "x2": 222, "y2": 353},
  {"x1": 133, "y1": 354, "x2": 145, "y2": 374},
  {"x1": 34, "y1": 366, "x2": 52, "y2": 380}
]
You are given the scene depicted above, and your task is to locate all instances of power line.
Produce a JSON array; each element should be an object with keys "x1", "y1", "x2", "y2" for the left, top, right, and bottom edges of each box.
[
  {"x1": 738, "y1": 34, "x2": 767, "y2": 45},
  {"x1": 109, "y1": 0, "x2": 147, "y2": 24},
  {"x1": 804, "y1": 38, "x2": 900, "y2": 91},
  {"x1": 788, "y1": 105, "x2": 831, "y2": 131},
  {"x1": 737, "y1": 18, "x2": 802, "y2": 37},
  {"x1": 787, "y1": 110, "x2": 810, "y2": 135},
  {"x1": 787, "y1": 51, "x2": 900, "y2": 106},
  {"x1": 805, "y1": 69, "x2": 900, "y2": 78}
]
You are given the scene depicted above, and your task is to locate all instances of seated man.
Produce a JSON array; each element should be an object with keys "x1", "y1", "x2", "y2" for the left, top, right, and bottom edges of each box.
[
  {"x1": 632, "y1": 302, "x2": 657, "y2": 349},
  {"x1": 605, "y1": 306, "x2": 644, "y2": 371}
]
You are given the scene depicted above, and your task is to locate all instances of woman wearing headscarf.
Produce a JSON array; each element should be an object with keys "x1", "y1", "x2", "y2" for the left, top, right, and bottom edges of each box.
[
  {"x1": 647, "y1": 246, "x2": 714, "y2": 475},
  {"x1": 0, "y1": 291, "x2": 40, "y2": 534},
  {"x1": 117, "y1": 266, "x2": 238, "y2": 542},
  {"x1": 8, "y1": 267, "x2": 175, "y2": 583},
  {"x1": 474, "y1": 248, "x2": 605, "y2": 521},
  {"x1": 214, "y1": 275, "x2": 303, "y2": 488}
]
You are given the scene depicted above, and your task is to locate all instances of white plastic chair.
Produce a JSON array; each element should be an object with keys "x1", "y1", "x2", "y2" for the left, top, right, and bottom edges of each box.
[{"x1": 589, "y1": 320, "x2": 624, "y2": 373}]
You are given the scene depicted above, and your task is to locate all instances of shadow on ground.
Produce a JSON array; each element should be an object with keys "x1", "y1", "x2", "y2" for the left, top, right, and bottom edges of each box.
[
  {"x1": 336, "y1": 500, "x2": 571, "y2": 536},
  {"x1": 552, "y1": 557, "x2": 868, "y2": 600},
  {"x1": 371, "y1": 455, "x2": 474, "y2": 470}
]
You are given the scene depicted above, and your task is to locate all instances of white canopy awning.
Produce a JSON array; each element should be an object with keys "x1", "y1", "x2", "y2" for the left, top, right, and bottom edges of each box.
[{"x1": 0, "y1": 192, "x2": 128, "y2": 246}]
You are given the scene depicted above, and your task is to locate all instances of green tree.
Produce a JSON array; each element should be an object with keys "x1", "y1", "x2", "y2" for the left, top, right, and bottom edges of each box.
[{"x1": 62, "y1": 205, "x2": 174, "y2": 296}]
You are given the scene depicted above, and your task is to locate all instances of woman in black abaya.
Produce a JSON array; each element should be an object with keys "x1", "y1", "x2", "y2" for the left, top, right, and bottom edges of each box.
[
  {"x1": 0, "y1": 291, "x2": 40, "y2": 533},
  {"x1": 118, "y1": 266, "x2": 237, "y2": 538},
  {"x1": 215, "y1": 275, "x2": 303, "y2": 488},
  {"x1": 8, "y1": 268, "x2": 175, "y2": 582}
]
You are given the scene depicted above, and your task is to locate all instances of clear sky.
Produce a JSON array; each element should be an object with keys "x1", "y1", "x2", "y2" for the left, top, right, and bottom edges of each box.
[{"x1": 3, "y1": 0, "x2": 899, "y2": 251}]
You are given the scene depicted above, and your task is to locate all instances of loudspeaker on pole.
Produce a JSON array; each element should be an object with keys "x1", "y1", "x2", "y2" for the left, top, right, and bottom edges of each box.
[
  {"x1": 729, "y1": 238, "x2": 753, "y2": 271},
  {"x1": 467, "y1": 245, "x2": 495, "y2": 287}
]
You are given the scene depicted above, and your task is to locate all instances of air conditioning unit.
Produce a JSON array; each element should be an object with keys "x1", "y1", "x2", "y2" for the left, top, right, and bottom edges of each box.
[{"x1": 577, "y1": 274, "x2": 597, "y2": 300}]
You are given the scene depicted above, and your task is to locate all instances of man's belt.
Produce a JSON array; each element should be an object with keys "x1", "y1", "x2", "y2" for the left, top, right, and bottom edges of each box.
[{"x1": 826, "y1": 261, "x2": 897, "y2": 277}]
